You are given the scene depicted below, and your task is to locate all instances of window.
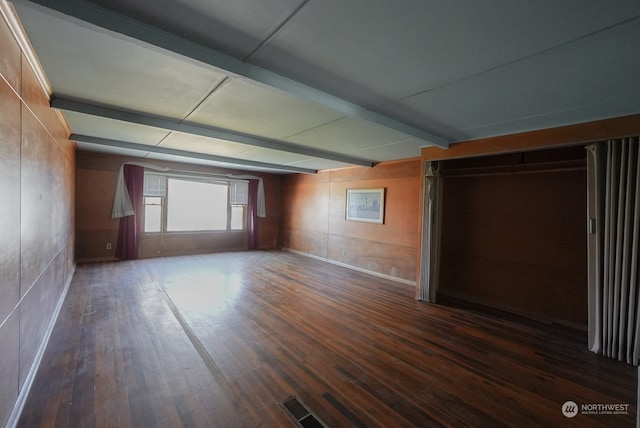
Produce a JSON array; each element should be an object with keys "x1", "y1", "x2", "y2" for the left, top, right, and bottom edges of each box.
[
  {"x1": 143, "y1": 173, "x2": 247, "y2": 233},
  {"x1": 144, "y1": 197, "x2": 162, "y2": 232}
]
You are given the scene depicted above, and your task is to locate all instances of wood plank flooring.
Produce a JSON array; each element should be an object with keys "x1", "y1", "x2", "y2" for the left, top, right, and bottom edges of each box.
[{"x1": 18, "y1": 250, "x2": 637, "y2": 427}]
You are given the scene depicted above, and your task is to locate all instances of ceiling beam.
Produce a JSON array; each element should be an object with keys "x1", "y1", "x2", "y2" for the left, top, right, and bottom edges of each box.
[
  {"x1": 52, "y1": 96, "x2": 373, "y2": 167},
  {"x1": 71, "y1": 134, "x2": 319, "y2": 174},
  {"x1": 17, "y1": 0, "x2": 450, "y2": 149}
]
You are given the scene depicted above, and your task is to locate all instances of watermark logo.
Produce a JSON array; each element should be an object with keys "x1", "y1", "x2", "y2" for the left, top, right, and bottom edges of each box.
[
  {"x1": 562, "y1": 401, "x2": 578, "y2": 418},
  {"x1": 562, "y1": 400, "x2": 630, "y2": 418}
]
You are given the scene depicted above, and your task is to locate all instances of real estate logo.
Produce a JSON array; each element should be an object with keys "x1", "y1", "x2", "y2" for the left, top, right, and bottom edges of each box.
[
  {"x1": 562, "y1": 400, "x2": 630, "y2": 418},
  {"x1": 562, "y1": 401, "x2": 578, "y2": 418}
]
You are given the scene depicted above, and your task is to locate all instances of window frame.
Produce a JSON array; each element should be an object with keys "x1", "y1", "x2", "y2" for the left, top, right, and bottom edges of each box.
[
  {"x1": 143, "y1": 195, "x2": 165, "y2": 233},
  {"x1": 142, "y1": 173, "x2": 247, "y2": 234}
]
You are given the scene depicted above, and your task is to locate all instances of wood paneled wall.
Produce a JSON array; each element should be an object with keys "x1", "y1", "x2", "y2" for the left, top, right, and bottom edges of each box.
[
  {"x1": 75, "y1": 151, "x2": 282, "y2": 262},
  {"x1": 280, "y1": 160, "x2": 421, "y2": 283},
  {"x1": 0, "y1": 10, "x2": 76, "y2": 427}
]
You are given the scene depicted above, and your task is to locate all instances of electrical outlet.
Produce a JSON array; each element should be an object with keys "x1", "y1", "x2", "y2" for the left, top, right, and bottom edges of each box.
[{"x1": 106, "y1": 243, "x2": 112, "y2": 250}]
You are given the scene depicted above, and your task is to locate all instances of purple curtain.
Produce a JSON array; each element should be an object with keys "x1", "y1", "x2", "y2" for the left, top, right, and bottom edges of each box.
[
  {"x1": 247, "y1": 179, "x2": 260, "y2": 250},
  {"x1": 115, "y1": 165, "x2": 144, "y2": 260}
]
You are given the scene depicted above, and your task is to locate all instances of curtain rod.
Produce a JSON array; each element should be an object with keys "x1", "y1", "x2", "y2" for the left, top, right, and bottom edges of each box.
[
  {"x1": 146, "y1": 169, "x2": 249, "y2": 183},
  {"x1": 123, "y1": 161, "x2": 263, "y2": 180}
]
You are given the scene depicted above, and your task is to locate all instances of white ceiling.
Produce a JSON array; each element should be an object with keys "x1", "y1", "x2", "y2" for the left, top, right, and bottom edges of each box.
[{"x1": 10, "y1": 0, "x2": 640, "y2": 173}]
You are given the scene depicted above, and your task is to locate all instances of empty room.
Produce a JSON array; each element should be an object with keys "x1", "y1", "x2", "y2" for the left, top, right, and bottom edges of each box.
[{"x1": 1, "y1": 0, "x2": 640, "y2": 427}]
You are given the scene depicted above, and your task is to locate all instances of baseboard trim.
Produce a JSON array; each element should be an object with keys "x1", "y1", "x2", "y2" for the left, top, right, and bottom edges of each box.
[
  {"x1": 437, "y1": 289, "x2": 587, "y2": 332},
  {"x1": 283, "y1": 248, "x2": 416, "y2": 287},
  {"x1": 76, "y1": 256, "x2": 118, "y2": 264},
  {"x1": 6, "y1": 267, "x2": 75, "y2": 428}
]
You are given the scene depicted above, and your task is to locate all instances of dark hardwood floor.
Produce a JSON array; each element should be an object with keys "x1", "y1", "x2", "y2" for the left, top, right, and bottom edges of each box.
[{"x1": 18, "y1": 250, "x2": 636, "y2": 427}]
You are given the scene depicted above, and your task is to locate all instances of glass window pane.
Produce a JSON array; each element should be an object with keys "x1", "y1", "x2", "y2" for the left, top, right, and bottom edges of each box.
[
  {"x1": 167, "y1": 179, "x2": 228, "y2": 231},
  {"x1": 230, "y1": 206, "x2": 244, "y2": 230},
  {"x1": 144, "y1": 205, "x2": 162, "y2": 232}
]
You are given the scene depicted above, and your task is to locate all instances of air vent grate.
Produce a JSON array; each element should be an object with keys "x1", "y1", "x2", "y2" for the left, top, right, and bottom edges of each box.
[{"x1": 280, "y1": 396, "x2": 328, "y2": 428}]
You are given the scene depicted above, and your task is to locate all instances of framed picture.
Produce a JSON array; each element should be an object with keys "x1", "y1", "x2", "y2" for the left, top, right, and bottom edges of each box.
[{"x1": 346, "y1": 188, "x2": 385, "y2": 224}]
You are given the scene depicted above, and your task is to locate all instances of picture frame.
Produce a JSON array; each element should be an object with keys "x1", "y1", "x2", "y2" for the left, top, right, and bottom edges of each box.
[{"x1": 346, "y1": 188, "x2": 385, "y2": 224}]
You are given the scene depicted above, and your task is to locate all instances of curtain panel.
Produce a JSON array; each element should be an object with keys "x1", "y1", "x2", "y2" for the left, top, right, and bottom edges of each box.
[
  {"x1": 587, "y1": 137, "x2": 640, "y2": 365},
  {"x1": 247, "y1": 179, "x2": 260, "y2": 250},
  {"x1": 417, "y1": 161, "x2": 440, "y2": 302},
  {"x1": 114, "y1": 164, "x2": 145, "y2": 260}
]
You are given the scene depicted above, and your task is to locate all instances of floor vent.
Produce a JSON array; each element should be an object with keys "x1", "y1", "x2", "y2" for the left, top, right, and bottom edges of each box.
[{"x1": 280, "y1": 396, "x2": 328, "y2": 428}]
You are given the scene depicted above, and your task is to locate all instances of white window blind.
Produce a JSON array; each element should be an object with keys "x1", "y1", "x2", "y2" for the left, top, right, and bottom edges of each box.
[
  {"x1": 229, "y1": 181, "x2": 249, "y2": 205},
  {"x1": 144, "y1": 173, "x2": 166, "y2": 197}
]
